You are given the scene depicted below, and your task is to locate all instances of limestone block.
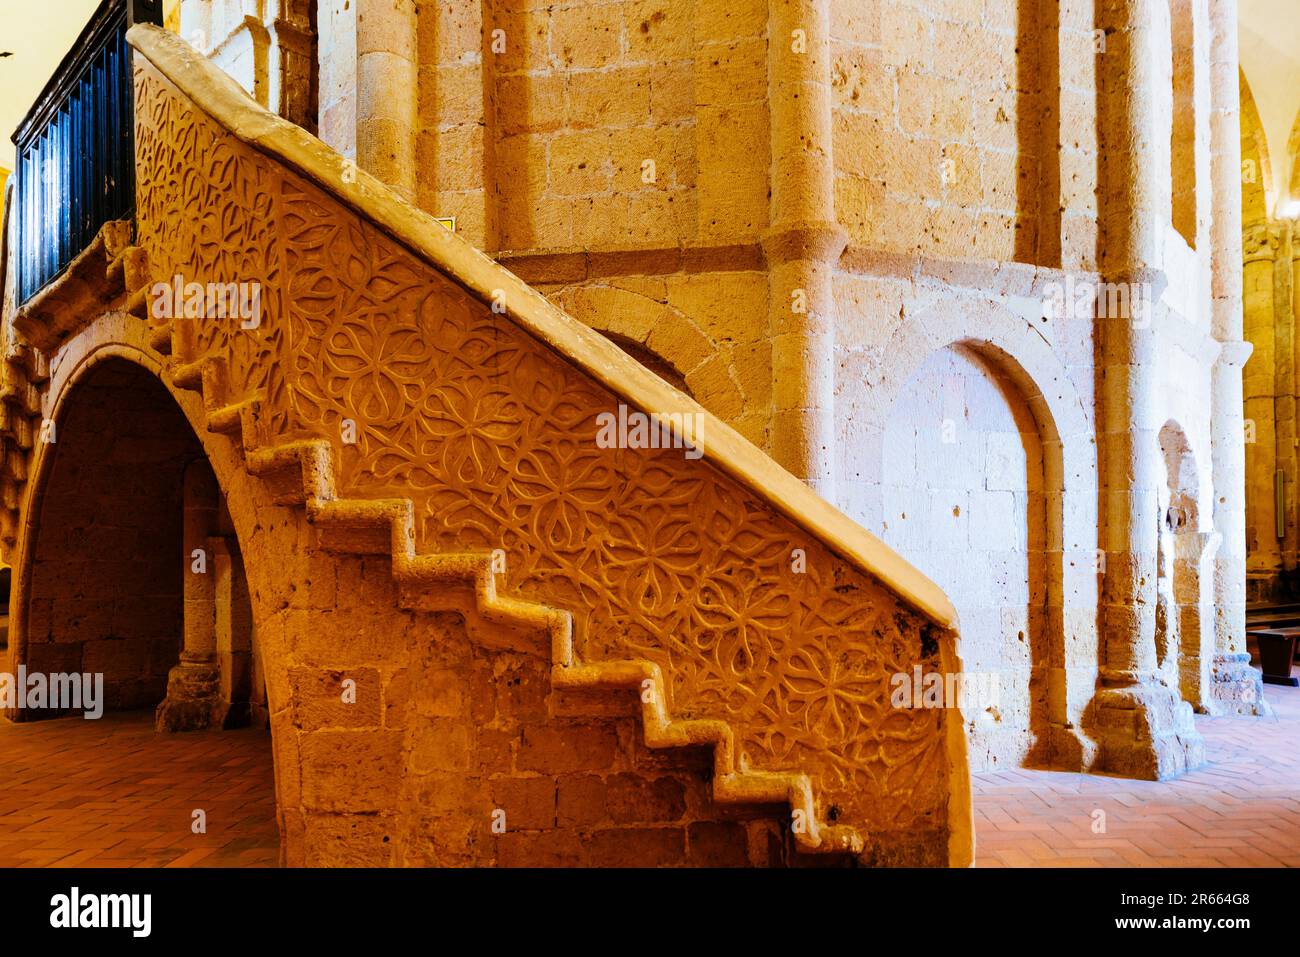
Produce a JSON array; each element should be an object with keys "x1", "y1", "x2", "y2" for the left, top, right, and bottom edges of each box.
[
  {"x1": 624, "y1": 0, "x2": 691, "y2": 62},
  {"x1": 551, "y1": 4, "x2": 623, "y2": 69},
  {"x1": 695, "y1": 37, "x2": 767, "y2": 106}
]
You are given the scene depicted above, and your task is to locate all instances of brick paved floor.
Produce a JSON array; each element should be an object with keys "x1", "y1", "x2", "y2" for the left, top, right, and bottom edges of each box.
[
  {"x1": 0, "y1": 689, "x2": 1293, "y2": 868},
  {"x1": 0, "y1": 710, "x2": 277, "y2": 867},
  {"x1": 974, "y1": 684, "x2": 1300, "y2": 867}
]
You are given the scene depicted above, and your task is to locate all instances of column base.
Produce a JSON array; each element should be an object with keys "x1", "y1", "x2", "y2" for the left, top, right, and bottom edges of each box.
[
  {"x1": 216, "y1": 700, "x2": 251, "y2": 730},
  {"x1": 1039, "y1": 723, "x2": 1099, "y2": 772},
  {"x1": 155, "y1": 660, "x2": 222, "y2": 732},
  {"x1": 1205, "y1": 653, "x2": 1271, "y2": 716},
  {"x1": 1090, "y1": 682, "x2": 1205, "y2": 780}
]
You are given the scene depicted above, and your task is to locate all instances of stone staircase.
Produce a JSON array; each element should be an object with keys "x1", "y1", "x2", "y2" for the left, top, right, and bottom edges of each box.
[
  {"x1": 0, "y1": 24, "x2": 972, "y2": 866},
  {"x1": 157, "y1": 351, "x2": 870, "y2": 855}
]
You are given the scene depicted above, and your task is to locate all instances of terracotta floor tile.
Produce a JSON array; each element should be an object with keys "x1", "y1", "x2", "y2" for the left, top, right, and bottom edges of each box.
[
  {"x1": 974, "y1": 685, "x2": 1300, "y2": 867},
  {"x1": 0, "y1": 686, "x2": 1293, "y2": 869},
  {"x1": 0, "y1": 710, "x2": 276, "y2": 867}
]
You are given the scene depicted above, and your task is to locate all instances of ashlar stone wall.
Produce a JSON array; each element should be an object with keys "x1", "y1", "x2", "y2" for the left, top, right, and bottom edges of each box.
[{"x1": 176, "y1": 0, "x2": 1265, "y2": 777}]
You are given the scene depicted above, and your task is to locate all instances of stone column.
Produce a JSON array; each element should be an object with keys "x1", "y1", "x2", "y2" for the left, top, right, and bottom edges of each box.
[
  {"x1": 1206, "y1": 0, "x2": 1266, "y2": 713},
  {"x1": 1210, "y1": 340, "x2": 1270, "y2": 710},
  {"x1": 418, "y1": 3, "x2": 497, "y2": 249},
  {"x1": 356, "y1": 0, "x2": 418, "y2": 200},
  {"x1": 317, "y1": 0, "x2": 358, "y2": 159},
  {"x1": 210, "y1": 535, "x2": 257, "y2": 729},
  {"x1": 1276, "y1": 222, "x2": 1298, "y2": 574},
  {"x1": 1292, "y1": 236, "x2": 1300, "y2": 568},
  {"x1": 761, "y1": 0, "x2": 842, "y2": 501},
  {"x1": 265, "y1": 0, "x2": 318, "y2": 133},
  {"x1": 156, "y1": 460, "x2": 222, "y2": 731},
  {"x1": 180, "y1": 0, "x2": 317, "y2": 130},
  {"x1": 1092, "y1": 0, "x2": 1204, "y2": 778},
  {"x1": 1243, "y1": 222, "x2": 1280, "y2": 582},
  {"x1": 1174, "y1": 528, "x2": 1219, "y2": 709}
]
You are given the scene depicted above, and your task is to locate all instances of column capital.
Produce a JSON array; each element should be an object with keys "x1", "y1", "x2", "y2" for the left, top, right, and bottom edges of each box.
[
  {"x1": 760, "y1": 221, "x2": 848, "y2": 267},
  {"x1": 1214, "y1": 339, "x2": 1254, "y2": 368},
  {"x1": 1243, "y1": 222, "x2": 1278, "y2": 263}
]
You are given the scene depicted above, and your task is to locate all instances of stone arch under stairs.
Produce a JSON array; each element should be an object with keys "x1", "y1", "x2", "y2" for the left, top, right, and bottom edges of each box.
[{"x1": 5, "y1": 329, "x2": 294, "y2": 857}]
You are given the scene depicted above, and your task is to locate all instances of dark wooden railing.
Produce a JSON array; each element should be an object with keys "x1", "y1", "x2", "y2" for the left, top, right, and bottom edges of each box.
[{"x1": 10, "y1": 0, "x2": 163, "y2": 304}]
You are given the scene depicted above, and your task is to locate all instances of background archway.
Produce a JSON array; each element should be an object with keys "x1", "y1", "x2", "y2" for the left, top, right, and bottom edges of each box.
[
  {"x1": 23, "y1": 359, "x2": 198, "y2": 711},
  {"x1": 1158, "y1": 419, "x2": 1216, "y2": 710},
  {"x1": 21, "y1": 357, "x2": 261, "y2": 724},
  {"x1": 0, "y1": 354, "x2": 280, "y2": 865},
  {"x1": 878, "y1": 342, "x2": 1058, "y2": 771}
]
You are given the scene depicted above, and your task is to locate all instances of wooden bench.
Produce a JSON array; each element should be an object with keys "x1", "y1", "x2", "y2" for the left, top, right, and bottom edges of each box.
[
  {"x1": 1246, "y1": 627, "x2": 1300, "y2": 686},
  {"x1": 1246, "y1": 612, "x2": 1300, "y2": 627},
  {"x1": 1246, "y1": 612, "x2": 1300, "y2": 661}
]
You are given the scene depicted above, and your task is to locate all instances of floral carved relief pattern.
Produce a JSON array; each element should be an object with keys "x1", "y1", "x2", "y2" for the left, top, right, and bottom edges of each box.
[{"x1": 133, "y1": 65, "x2": 950, "y2": 841}]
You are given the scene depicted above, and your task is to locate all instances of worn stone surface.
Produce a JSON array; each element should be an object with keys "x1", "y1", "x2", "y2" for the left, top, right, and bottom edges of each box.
[
  {"x1": 0, "y1": 0, "x2": 1280, "y2": 868},
  {"x1": 234, "y1": 0, "x2": 1261, "y2": 768},
  {"x1": 0, "y1": 20, "x2": 975, "y2": 869},
  {"x1": 120, "y1": 49, "x2": 961, "y2": 865}
]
